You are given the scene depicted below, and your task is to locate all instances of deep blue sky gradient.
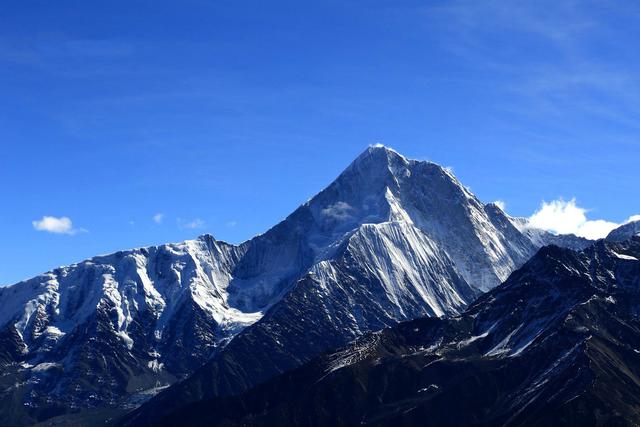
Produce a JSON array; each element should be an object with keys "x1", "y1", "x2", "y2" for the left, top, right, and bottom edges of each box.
[{"x1": 1, "y1": 1, "x2": 639, "y2": 284}]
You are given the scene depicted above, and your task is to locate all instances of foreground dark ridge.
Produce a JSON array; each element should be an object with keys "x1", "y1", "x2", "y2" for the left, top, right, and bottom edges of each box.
[{"x1": 148, "y1": 237, "x2": 640, "y2": 427}]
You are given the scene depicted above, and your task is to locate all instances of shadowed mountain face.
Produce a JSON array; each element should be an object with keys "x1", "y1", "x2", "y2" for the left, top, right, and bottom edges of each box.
[
  {"x1": 149, "y1": 236, "x2": 640, "y2": 427},
  {"x1": 607, "y1": 220, "x2": 640, "y2": 242},
  {"x1": 0, "y1": 146, "x2": 590, "y2": 425}
]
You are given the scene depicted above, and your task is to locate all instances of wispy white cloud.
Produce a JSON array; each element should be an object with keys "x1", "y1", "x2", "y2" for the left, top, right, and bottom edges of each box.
[
  {"x1": 321, "y1": 201, "x2": 355, "y2": 221},
  {"x1": 152, "y1": 213, "x2": 164, "y2": 224},
  {"x1": 32, "y1": 216, "x2": 87, "y2": 235},
  {"x1": 527, "y1": 198, "x2": 638, "y2": 240},
  {"x1": 226, "y1": 221, "x2": 237, "y2": 228},
  {"x1": 179, "y1": 218, "x2": 205, "y2": 229},
  {"x1": 421, "y1": 0, "x2": 640, "y2": 128}
]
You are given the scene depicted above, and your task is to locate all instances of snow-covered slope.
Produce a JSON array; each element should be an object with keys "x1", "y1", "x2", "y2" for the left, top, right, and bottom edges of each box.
[
  {"x1": 0, "y1": 236, "x2": 256, "y2": 417},
  {"x1": 0, "y1": 145, "x2": 590, "y2": 425}
]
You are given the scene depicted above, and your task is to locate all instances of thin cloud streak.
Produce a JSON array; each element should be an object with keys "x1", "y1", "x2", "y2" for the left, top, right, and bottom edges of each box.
[{"x1": 420, "y1": 0, "x2": 640, "y2": 129}]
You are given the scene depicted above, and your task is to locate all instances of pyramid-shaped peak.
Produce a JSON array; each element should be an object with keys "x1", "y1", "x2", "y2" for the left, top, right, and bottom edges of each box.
[
  {"x1": 352, "y1": 145, "x2": 454, "y2": 176},
  {"x1": 359, "y1": 143, "x2": 408, "y2": 162},
  {"x1": 330, "y1": 145, "x2": 406, "y2": 191},
  {"x1": 334, "y1": 145, "x2": 470, "y2": 196},
  {"x1": 345, "y1": 144, "x2": 412, "y2": 178}
]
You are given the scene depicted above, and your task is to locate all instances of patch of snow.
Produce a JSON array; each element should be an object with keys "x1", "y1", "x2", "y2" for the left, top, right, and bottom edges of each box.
[
  {"x1": 45, "y1": 326, "x2": 65, "y2": 338},
  {"x1": 147, "y1": 360, "x2": 164, "y2": 373},
  {"x1": 417, "y1": 384, "x2": 439, "y2": 393},
  {"x1": 485, "y1": 324, "x2": 523, "y2": 357},
  {"x1": 115, "y1": 331, "x2": 134, "y2": 350},
  {"x1": 457, "y1": 332, "x2": 489, "y2": 348},
  {"x1": 613, "y1": 252, "x2": 638, "y2": 261},
  {"x1": 326, "y1": 332, "x2": 382, "y2": 374},
  {"x1": 32, "y1": 362, "x2": 62, "y2": 372}
]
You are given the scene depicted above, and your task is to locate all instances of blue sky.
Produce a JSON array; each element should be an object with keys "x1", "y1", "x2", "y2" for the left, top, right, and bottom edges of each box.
[{"x1": 1, "y1": 0, "x2": 639, "y2": 285}]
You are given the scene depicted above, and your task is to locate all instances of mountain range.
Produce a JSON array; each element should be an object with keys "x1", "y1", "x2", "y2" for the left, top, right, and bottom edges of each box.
[
  {"x1": 160, "y1": 235, "x2": 640, "y2": 426},
  {"x1": 0, "y1": 146, "x2": 605, "y2": 426}
]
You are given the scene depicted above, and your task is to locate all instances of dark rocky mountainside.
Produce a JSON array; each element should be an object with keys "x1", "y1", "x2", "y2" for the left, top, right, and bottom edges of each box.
[
  {"x1": 607, "y1": 220, "x2": 640, "y2": 242},
  {"x1": 152, "y1": 236, "x2": 640, "y2": 427}
]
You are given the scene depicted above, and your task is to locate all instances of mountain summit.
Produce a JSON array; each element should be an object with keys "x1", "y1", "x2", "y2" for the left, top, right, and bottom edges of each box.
[
  {"x1": 0, "y1": 146, "x2": 591, "y2": 425},
  {"x1": 299, "y1": 144, "x2": 539, "y2": 292}
]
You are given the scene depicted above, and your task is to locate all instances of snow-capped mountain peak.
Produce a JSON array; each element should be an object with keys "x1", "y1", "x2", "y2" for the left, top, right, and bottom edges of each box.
[{"x1": 0, "y1": 146, "x2": 594, "y2": 425}]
